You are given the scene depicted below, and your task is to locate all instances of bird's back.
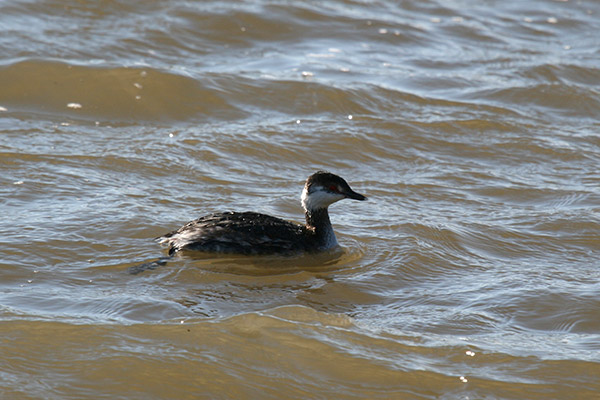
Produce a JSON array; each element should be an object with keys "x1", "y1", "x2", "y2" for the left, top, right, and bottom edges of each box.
[{"x1": 158, "y1": 211, "x2": 314, "y2": 255}]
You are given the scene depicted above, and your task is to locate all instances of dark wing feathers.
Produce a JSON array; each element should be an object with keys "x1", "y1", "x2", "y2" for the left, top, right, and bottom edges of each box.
[{"x1": 158, "y1": 212, "x2": 312, "y2": 255}]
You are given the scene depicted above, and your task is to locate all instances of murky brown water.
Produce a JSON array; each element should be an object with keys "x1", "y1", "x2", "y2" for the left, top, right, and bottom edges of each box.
[{"x1": 1, "y1": 0, "x2": 599, "y2": 399}]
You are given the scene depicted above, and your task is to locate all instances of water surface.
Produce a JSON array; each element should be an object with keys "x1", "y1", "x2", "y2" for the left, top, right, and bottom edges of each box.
[{"x1": 1, "y1": 0, "x2": 599, "y2": 399}]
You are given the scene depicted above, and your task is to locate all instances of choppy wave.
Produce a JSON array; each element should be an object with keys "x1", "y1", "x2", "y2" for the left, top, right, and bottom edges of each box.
[{"x1": 1, "y1": 0, "x2": 600, "y2": 398}]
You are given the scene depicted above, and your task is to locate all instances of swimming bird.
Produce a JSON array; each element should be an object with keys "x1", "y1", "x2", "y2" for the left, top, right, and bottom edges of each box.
[{"x1": 157, "y1": 171, "x2": 367, "y2": 256}]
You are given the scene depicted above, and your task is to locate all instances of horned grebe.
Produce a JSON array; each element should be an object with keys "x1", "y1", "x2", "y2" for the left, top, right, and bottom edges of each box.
[{"x1": 157, "y1": 171, "x2": 367, "y2": 255}]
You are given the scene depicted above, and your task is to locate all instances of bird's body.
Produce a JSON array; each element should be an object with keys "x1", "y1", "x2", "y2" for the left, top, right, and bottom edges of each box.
[
  {"x1": 157, "y1": 171, "x2": 367, "y2": 256},
  {"x1": 159, "y1": 211, "x2": 312, "y2": 255}
]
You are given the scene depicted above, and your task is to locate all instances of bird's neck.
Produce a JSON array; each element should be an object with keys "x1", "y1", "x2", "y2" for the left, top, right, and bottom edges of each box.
[{"x1": 305, "y1": 207, "x2": 338, "y2": 249}]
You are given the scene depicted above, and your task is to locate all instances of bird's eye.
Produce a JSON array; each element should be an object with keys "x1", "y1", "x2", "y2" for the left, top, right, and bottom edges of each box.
[{"x1": 329, "y1": 185, "x2": 339, "y2": 193}]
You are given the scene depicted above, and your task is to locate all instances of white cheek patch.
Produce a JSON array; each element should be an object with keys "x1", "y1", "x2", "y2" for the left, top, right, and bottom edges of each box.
[{"x1": 302, "y1": 186, "x2": 345, "y2": 211}]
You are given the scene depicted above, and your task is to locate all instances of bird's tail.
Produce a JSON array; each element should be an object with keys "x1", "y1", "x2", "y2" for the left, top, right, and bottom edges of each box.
[{"x1": 128, "y1": 256, "x2": 172, "y2": 275}]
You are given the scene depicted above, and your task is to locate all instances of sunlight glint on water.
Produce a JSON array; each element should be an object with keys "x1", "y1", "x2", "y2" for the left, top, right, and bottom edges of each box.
[{"x1": 0, "y1": 0, "x2": 599, "y2": 399}]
